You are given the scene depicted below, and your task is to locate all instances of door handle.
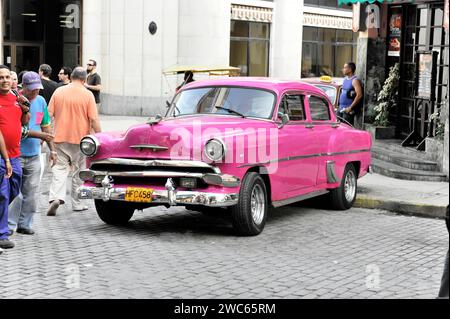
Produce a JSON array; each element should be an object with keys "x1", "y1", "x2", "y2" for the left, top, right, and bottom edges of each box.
[{"x1": 305, "y1": 124, "x2": 314, "y2": 129}]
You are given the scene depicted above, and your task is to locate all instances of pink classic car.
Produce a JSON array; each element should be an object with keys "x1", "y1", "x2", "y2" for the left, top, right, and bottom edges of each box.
[{"x1": 77, "y1": 78, "x2": 372, "y2": 236}]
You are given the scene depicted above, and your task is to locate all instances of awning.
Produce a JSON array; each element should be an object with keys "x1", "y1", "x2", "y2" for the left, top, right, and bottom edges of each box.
[{"x1": 163, "y1": 66, "x2": 241, "y2": 76}]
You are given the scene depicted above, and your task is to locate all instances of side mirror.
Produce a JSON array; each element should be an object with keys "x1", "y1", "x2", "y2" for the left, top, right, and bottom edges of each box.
[
  {"x1": 278, "y1": 114, "x2": 290, "y2": 129},
  {"x1": 166, "y1": 100, "x2": 171, "y2": 108}
]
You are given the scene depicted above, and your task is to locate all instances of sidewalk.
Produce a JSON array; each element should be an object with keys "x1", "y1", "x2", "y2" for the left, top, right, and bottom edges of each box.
[
  {"x1": 356, "y1": 173, "x2": 449, "y2": 219},
  {"x1": 99, "y1": 115, "x2": 449, "y2": 219}
]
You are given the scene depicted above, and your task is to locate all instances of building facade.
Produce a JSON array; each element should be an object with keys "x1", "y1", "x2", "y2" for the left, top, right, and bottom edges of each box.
[
  {"x1": 1, "y1": 0, "x2": 357, "y2": 116},
  {"x1": 346, "y1": 0, "x2": 449, "y2": 178}
]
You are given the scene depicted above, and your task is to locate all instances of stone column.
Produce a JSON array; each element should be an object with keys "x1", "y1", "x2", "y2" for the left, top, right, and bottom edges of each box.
[
  {"x1": 355, "y1": 3, "x2": 388, "y2": 130},
  {"x1": 82, "y1": 0, "x2": 103, "y2": 68},
  {"x1": 177, "y1": 0, "x2": 230, "y2": 66},
  {"x1": 271, "y1": 0, "x2": 303, "y2": 79}
]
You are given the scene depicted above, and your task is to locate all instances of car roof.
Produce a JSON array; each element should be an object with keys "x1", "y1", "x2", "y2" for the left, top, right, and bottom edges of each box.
[{"x1": 184, "y1": 77, "x2": 329, "y2": 98}]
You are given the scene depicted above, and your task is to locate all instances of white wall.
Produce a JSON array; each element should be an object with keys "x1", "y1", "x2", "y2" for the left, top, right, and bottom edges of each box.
[
  {"x1": 82, "y1": 0, "x2": 305, "y2": 116},
  {"x1": 83, "y1": 0, "x2": 180, "y2": 116},
  {"x1": 178, "y1": 0, "x2": 230, "y2": 66}
]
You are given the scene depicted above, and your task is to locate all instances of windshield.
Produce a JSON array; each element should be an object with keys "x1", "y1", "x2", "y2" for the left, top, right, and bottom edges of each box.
[
  {"x1": 169, "y1": 87, "x2": 276, "y2": 119},
  {"x1": 314, "y1": 85, "x2": 337, "y2": 104}
]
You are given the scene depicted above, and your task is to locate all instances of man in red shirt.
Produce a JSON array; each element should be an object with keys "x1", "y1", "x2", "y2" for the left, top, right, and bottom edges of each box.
[{"x1": 0, "y1": 65, "x2": 30, "y2": 250}]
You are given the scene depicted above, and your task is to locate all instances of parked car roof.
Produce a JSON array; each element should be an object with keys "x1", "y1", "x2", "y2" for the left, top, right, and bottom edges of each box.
[{"x1": 183, "y1": 77, "x2": 329, "y2": 98}]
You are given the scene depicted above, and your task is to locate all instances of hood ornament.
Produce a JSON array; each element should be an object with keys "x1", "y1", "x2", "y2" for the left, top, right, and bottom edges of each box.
[{"x1": 147, "y1": 114, "x2": 163, "y2": 126}]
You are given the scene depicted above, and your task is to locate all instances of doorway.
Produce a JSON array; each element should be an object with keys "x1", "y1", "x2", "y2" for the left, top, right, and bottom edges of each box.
[
  {"x1": 3, "y1": 43, "x2": 44, "y2": 74},
  {"x1": 396, "y1": 2, "x2": 449, "y2": 145}
]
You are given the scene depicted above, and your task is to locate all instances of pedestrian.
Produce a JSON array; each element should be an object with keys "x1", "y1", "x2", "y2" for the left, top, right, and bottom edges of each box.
[
  {"x1": 8, "y1": 72, "x2": 56, "y2": 236},
  {"x1": 338, "y1": 62, "x2": 363, "y2": 126},
  {"x1": 17, "y1": 71, "x2": 28, "y2": 91},
  {"x1": 0, "y1": 130, "x2": 12, "y2": 249},
  {"x1": 47, "y1": 67, "x2": 102, "y2": 216},
  {"x1": 38, "y1": 64, "x2": 58, "y2": 104},
  {"x1": 438, "y1": 205, "x2": 449, "y2": 298},
  {"x1": 0, "y1": 65, "x2": 31, "y2": 250},
  {"x1": 10, "y1": 71, "x2": 18, "y2": 90},
  {"x1": 85, "y1": 59, "x2": 102, "y2": 110},
  {"x1": 58, "y1": 67, "x2": 72, "y2": 87},
  {"x1": 176, "y1": 71, "x2": 195, "y2": 91}
]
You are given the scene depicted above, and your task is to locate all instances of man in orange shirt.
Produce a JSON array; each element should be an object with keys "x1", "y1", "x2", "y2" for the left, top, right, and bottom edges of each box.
[{"x1": 47, "y1": 67, "x2": 101, "y2": 216}]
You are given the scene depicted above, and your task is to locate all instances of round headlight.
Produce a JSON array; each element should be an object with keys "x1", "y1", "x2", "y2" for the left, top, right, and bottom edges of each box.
[
  {"x1": 80, "y1": 136, "x2": 99, "y2": 157},
  {"x1": 204, "y1": 139, "x2": 226, "y2": 162}
]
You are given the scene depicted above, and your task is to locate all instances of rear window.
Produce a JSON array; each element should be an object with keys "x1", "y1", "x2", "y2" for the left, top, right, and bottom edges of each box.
[{"x1": 309, "y1": 96, "x2": 331, "y2": 121}]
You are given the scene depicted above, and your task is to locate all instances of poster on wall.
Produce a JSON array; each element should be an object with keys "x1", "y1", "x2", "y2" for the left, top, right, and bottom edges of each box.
[
  {"x1": 388, "y1": 13, "x2": 402, "y2": 57},
  {"x1": 416, "y1": 52, "x2": 437, "y2": 100}
]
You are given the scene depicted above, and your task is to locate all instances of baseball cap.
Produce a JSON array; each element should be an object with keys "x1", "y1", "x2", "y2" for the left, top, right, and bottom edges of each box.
[{"x1": 22, "y1": 71, "x2": 44, "y2": 91}]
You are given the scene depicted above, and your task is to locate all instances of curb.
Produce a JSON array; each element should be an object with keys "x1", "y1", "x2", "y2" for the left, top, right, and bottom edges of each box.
[{"x1": 355, "y1": 196, "x2": 447, "y2": 219}]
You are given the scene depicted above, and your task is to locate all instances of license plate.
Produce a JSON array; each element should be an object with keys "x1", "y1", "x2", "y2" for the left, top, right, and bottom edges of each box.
[{"x1": 125, "y1": 188, "x2": 154, "y2": 203}]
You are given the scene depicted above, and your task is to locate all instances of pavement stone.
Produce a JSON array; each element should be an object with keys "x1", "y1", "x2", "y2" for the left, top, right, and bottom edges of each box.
[{"x1": 0, "y1": 124, "x2": 448, "y2": 299}]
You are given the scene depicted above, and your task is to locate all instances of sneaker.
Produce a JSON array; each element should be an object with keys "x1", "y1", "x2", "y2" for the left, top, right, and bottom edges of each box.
[
  {"x1": 17, "y1": 228, "x2": 35, "y2": 235},
  {"x1": 47, "y1": 200, "x2": 60, "y2": 216},
  {"x1": 0, "y1": 239, "x2": 15, "y2": 249}
]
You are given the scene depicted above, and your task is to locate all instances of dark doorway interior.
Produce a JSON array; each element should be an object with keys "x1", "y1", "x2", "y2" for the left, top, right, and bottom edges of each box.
[
  {"x1": 2, "y1": 0, "x2": 82, "y2": 81},
  {"x1": 392, "y1": 2, "x2": 449, "y2": 145}
]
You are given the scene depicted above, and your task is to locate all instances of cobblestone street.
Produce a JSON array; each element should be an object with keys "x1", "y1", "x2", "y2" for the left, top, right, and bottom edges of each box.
[{"x1": 0, "y1": 169, "x2": 448, "y2": 299}]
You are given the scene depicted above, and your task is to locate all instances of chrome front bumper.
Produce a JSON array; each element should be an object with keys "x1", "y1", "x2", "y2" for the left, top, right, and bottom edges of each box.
[{"x1": 77, "y1": 178, "x2": 239, "y2": 207}]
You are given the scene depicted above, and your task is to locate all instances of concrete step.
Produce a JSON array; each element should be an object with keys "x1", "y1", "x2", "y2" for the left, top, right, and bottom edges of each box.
[
  {"x1": 371, "y1": 145, "x2": 439, "y2": 172},
  {"x1": 371, "y1": 158, "x2": 448, "y2": 182},
  {"x1": 372, "y1": 140, "x2": 432, "y2": 162}
]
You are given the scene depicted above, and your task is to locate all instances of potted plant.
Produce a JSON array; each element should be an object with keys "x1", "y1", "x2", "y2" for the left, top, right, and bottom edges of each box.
[{"x1": 366, "y1": 63, "x2": 400, "y2": 140}]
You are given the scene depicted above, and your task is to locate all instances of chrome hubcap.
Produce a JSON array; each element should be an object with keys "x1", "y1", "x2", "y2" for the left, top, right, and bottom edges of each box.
[
  {"x1": 250, "y1": 184, "x2": 265, "y2": 225},
  {"x1": 344, "y1": 170, "x2": 357, "y2": 203}
]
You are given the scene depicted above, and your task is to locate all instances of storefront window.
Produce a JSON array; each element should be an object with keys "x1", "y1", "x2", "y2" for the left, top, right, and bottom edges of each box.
[
  {"x1": 230, "y1": 20, "x2": 270, "y2": 77},
  {"x1": 302, "y1": 26, "x2": 358, "y2": 78},
  {"x1": 304, "y1": 0, "x2": 352, "y2": 10}
]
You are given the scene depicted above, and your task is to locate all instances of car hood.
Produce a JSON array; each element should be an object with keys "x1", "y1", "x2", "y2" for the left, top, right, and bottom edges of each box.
[{"x1": 90, "y1": 115, "x2": 276, "y2": 163}]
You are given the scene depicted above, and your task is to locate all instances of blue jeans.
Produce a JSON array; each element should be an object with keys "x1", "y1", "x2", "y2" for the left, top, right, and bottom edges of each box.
[
  {"x1": 9, "y1": 156, "x2": 41, "y2": 231},
  {"x1": 0, "y1": 158, "x2": 23, "y2": 240}
]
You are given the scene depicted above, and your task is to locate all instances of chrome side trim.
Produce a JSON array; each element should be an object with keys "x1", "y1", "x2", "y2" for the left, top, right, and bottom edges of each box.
[
  {"x1": 91, "y1": 158, "x2": 221, "y2": 174},
  {"x1": 326, "y1": 161, "x2": 340, "y2": 184},
  {"x1": 237, "y1": 149, "x2": 371, "y2": 168},
  {"x1": 77, "y1": 186, "x2": 239, "y2": 207},
  {"x1": 130, "y1": 145, "x2": 169, "y2": 151},
  {"x1": 272, "y1": 190, "x2": 329, "y2": 208}
]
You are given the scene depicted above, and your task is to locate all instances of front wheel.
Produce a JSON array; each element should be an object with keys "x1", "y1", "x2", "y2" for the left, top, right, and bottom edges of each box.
[
  {"x1": 230, "y1": 172, "x2": 268, "y2": 236},
  {"x1": 95, "y1": 200, "x2": 135, "y2": 225},
  {"x1": 329, "y1": 164, "x2": 358, "y2": 210}
]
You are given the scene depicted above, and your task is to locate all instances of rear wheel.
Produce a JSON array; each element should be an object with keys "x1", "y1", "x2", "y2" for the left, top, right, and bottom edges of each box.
[
  {"x1": 95, "y1": 200, "x2": 135, "y2": 225},
  {"x1": 230, "y1": 172, "x2": 268, "y2": 236},
  {"x1": 329, "y1": 164, "x2": 358, "y2": 210}
]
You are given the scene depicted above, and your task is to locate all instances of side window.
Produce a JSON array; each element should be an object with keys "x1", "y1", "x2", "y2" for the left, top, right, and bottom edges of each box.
[
  {"x1": 309, "y1": 95, "x2": 331, "y2": 121},
  {"x1": 278, "y1": 94, "x2": 306, "y2": 121}
]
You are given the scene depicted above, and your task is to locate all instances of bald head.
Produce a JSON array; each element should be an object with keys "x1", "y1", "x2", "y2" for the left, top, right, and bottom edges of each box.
[{"x1": 71, "y1": 67, "x2": 88, "y2": 82}]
